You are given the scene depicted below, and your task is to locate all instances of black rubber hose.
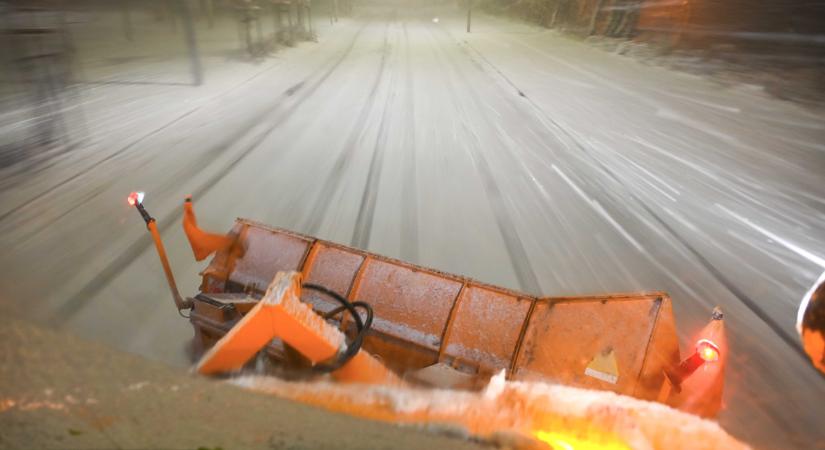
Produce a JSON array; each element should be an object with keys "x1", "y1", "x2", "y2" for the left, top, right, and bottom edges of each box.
[{"x1": 302, "y1": 283, "x2": 373, "y2": 372}]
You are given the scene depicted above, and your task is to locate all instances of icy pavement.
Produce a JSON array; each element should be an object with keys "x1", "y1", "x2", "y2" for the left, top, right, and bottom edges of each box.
[{"x1": 1, "y1": 6, "x2": 824, "y2": 449}]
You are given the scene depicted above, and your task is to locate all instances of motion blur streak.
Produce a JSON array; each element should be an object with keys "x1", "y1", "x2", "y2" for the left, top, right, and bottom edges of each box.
[{"x1": 0, "y1": 1, "x2": 823, "y2": 449}]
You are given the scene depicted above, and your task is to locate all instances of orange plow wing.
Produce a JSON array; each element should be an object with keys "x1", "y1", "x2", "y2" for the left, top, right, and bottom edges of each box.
[{"x1": 183, "y1": 196, "x2": 237, "y2": 261}]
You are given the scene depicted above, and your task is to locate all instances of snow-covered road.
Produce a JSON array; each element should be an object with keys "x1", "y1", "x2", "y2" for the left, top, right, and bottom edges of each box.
[{"x1": 1, "y1": 6, "x2": 823, "y2": 449}]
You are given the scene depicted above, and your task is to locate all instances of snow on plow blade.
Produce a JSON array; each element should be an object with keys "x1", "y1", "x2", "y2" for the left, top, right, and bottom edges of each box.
[
  {"x1": 175, "y1": 196, "x2": 726, "y2": 417},
  {"x1": 232, "y1": 373, "x2": 748, "y2": 450},
  {"x1": 196, "y1": 270, "x2": 401, "y2": 385}
]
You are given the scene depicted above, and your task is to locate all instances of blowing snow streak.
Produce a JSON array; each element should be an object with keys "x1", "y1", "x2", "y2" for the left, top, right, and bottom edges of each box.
[{"x1": 0, "y1": 5, "x2": 823, "y2": 450}]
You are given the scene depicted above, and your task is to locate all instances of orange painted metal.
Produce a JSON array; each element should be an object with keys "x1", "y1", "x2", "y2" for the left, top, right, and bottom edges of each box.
[
  {"x1": 440, "y1": 285, "x2": 531, "y2": 375},
  {"x1": 669, "y1": 310, "x2": 727, "y2": 417},
  {"x1": 799, "y1": 272, "x2": 825, "y2": 374},
  {"x1": 196, "y1": 218, "x2": 689, "y2": 401},
  {"x1": 196, "y1": 271, "x2": 400, "y2": 385},
  {"x1": 182, "y1": 197, "x2": 237, "y2": 261},
  {"x1": 511, "y1": 294, "x2": 676, "y2": 400},
  {"x1": 146, "y1": 219, "x2": 189, "y2": 311},
  {"x1": 635, "y1": 297, "x2": 680, "y2": 399},
  {"x1": 351, "y1": 257, "x2": 463, "y2": 372},
  {"x1": 180, "y1": 198, "x2": 724, "y2": 415},
  {"x1": 301, "y1": 243, "x2": 365, "y2": 316}
]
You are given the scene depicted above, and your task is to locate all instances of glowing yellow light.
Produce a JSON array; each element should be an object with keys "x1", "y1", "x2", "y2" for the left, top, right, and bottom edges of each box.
[
  {"x1": 700, "y1": 346, "x2": 718, "y2": 362},
  {"x1": 534, "y1": 430, "x2": 631, "y2": 450},
  {"x1": 696, "y1": 338, "x2": 720, "y2": 362}
]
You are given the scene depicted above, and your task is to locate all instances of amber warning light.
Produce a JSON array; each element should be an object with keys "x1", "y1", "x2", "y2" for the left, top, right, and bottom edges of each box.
[{"x1": 696, "y1": 339, "x2": 720, "y2": 362}]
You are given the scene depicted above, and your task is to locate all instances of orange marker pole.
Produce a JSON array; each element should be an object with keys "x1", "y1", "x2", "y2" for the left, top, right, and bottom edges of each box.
[{"x1": 128, "y1": 192, "x2": 191, "y2": 312}]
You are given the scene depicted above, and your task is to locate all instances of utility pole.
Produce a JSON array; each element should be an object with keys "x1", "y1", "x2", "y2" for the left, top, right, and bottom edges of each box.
[
  {"x1": 549, "y1": 0, "x2": 560, "y2": 28},
  {"x1": 588, "y1": 0, "x2": 605, "y2": 36},
  {"x1": 466, "y1": 0, "x2": 472, "y2": 33},
  {"x1": 206, "y1": 0, "x2": 215, "y2": 29},
  {"x1": 177, "y1": 0, "x2": 203, "y2": 86},
  {"x1": 121, "y1": 0, "x2": 133, "y2": 41},
  {"x1": 306, "y1": 0, "x2": 313, "y2": 38}
]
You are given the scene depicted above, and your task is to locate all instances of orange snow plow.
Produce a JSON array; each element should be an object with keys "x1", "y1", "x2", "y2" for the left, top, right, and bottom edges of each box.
[{"x1": 129, "y1": 192, "x2": 729, "y2": 425}]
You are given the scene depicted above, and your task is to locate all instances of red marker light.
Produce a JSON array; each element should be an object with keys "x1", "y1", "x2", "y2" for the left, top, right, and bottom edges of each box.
[
  {"x1": 696, "y1": 339, "x2": 720, "y2": 362},
  {"x1": 128, "y1": 191, "x2": 145, "y2": 206}
]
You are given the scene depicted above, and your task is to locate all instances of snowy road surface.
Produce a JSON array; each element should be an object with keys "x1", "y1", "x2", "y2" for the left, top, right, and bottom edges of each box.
[{"x1": 1, "y1": 7, "x2": 824, "y2": 449}]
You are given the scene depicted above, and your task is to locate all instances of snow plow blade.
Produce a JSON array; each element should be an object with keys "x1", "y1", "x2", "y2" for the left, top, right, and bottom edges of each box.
[{"x1": 175, "y1": 197, "x2": 726, "y2": 416}]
